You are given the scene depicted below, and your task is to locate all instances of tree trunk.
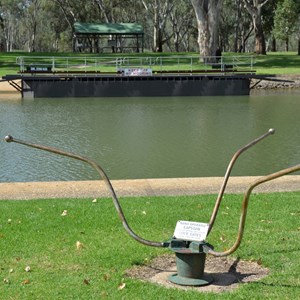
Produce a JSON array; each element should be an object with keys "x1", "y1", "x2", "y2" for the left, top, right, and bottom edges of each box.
[
  {"x1": 254, "y1": 21, "x2": 266, "y2": 54},
  {"x1": 170, "y1": 11, "x2": 180, "y2": 52},
  {"x1": 153, "y1": 2, "x2": 163, "y2": 52},
  {"x1": 173, "y1": 29, "x2": 180, "y2": 52},
  {"x1": 191, "y1": 0, "x2": 222, "y2": 61},
  {"x1": 298, "y1": 38, "x2": 300, "y2": 55},
  {"x1": 285, "y1": 37, "x2": 289, "y2": 52},
  {"x1": 152, "y1": 0, "x2": 172, "y2": 52},
  {"x1": 5, "y1": 22, "x2": 14, "y2": 52},
  {"x1": 271, "y1": 37, "x2": 276, "y2": 52},
  {"x1": 234, "y1": 0, "x2": 242, "y2": 52},
  {"x1": 143, "y1": 0, "x2": 172, "y2": 52},
  {"x1": 94, "y1": 0, "x2": 112, "y2": 23},
  {"x1": 243, "y1": 0, "x2": 269, "y2": 55},
  {"x1": 54, "y1": 0, "x2": 77, "y2": 30}
]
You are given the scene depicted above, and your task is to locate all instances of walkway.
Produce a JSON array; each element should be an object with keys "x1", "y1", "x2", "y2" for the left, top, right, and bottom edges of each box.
[{"x1": 0, "y1": 176, "x2": 299, "y2": 200}]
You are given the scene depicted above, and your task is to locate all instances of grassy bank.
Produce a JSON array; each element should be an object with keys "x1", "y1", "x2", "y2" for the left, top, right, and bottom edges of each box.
[
  {"x1": 0, "y1": 51, "x2": 299, "y2": 77},
  {"x1": 0, "y1": 192, "x2": 299, "y2": 299}
]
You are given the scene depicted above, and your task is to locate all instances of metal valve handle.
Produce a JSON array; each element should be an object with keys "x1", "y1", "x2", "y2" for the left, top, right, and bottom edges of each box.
[
  {"x1": 206, "y1": 163, "x2": 300, "y2": 257},
  {"x1": 207, "y1": 128, "x2": 275, "y2": 235},
  {"x1": 5, "y1": 129, "x2": 298, "y2": 257},
  {"x1": 4, "y1": 135, "x2": 166, "y2": 248}
]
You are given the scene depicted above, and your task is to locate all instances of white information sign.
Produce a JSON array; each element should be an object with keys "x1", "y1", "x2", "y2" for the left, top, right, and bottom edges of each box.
[
  {"x1": 122, "y1": 68, "x2": 152, "y2": 76},
  {"x1": 173, "y1": 220, "x2": 209, "y2": 242}
]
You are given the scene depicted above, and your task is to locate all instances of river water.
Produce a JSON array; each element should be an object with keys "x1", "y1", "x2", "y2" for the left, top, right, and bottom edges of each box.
[{"x1": 0, "y1": 90, "x2": 299, "y2": 183}]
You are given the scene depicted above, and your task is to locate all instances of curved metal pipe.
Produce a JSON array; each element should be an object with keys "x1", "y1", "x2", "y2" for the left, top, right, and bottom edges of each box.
[
  {"x1": 4, "y1": 135, "x2": 166, "y2": 248},
  {"x1": 207, "y1": 128, "x2": 275, "y2": 235},
  {"x1": 206, "y1": 163, "x2": 300, "y2": 257}
]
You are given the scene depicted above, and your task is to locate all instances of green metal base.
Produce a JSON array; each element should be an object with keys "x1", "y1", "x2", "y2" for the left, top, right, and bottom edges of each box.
[
  {"x1": 168, "y1": 273, "x2": 213, "y2": 286},
  {"x1": 167, "y1": 239, "x2": 214, "y2": 286}
]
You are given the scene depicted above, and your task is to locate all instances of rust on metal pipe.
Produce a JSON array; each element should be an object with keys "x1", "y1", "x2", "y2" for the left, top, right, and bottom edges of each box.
[
  {"x1": 205, "y1": 163, "x2": 300, "y2": 257},
  {"x1": 207, "y1": 128, "x2": 275, "y2": 235},
  {"x1": 4, "y1": 135, "x2": 166, "y2": 248}
]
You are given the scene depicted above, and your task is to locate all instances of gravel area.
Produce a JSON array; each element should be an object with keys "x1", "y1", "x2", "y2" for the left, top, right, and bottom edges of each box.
[
  {"x1": 251, "y1": 74, "x2": 300, "y2": 89},
  {"x1": 125, "y1": 254, "x2": 269, "y2": 293}
]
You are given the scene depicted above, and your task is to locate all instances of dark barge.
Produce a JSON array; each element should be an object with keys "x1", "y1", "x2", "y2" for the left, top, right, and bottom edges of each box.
[
  {"x1": 3, "y1": 73, "x2": 253, "y2": 98},
  {"x1": 3, "y1": 55, "x2": 257, "y2": 98}
]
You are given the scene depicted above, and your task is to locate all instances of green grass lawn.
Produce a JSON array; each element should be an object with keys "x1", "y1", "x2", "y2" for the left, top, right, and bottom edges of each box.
[
  {"x1": 254, "y1": 52, "x2": 300, "y2": 75},
  {"x1": 0, "y1": 51, "x2": 299, "y2": 77},
  {"x1": 0, "y1": 192, "x2": 300, "y2": 299}
]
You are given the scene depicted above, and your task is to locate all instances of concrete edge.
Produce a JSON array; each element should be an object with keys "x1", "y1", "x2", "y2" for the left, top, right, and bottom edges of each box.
[{"x1": 0, "y1": 176, "x2": 299, "y2": 200}]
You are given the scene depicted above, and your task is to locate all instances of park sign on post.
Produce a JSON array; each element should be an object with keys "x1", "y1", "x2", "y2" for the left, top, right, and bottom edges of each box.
[
  {"x1": 173, "y1": 221, "x2": 209, "y2": 242},
  {"x1": 121, "y1": 68, "x2": 152, "y2": 76}
]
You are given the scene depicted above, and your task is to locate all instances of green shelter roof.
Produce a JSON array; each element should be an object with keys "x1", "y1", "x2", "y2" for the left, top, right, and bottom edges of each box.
[{"x1": 74, "y1": 22, "x2": 144, "y2": 35}]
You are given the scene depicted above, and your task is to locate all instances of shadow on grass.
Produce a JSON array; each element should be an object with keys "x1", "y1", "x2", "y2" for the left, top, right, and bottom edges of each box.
[
  {"x1": 263, "y1": 246, "x2": 300, "y2": 256},
  {"x1": 127, "y1": 256, "x2": 269, "y2": 290},
  {"x1": 251, "y1": 281, "x2": 300, "y2": 289},
  {"x1": 255, "y1": 55, "x2": 300, "y2": 68}
]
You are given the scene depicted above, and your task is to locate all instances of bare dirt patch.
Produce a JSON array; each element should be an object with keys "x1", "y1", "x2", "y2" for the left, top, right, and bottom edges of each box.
[{"x1": 125, "y1": 254, "x2": 269, "y2": 293}]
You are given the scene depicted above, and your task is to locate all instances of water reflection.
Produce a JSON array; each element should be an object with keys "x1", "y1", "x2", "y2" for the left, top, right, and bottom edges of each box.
[{"x1": 0, "y1": 90, "x2": 299, "y2": 182}]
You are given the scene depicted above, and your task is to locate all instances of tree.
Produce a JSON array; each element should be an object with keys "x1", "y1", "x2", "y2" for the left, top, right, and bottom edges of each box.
[
  {"x1": 169, "y1": 0, "x2": 194, "y2": 52},
  {"x1": 1, "y1": 0, "x2": 292, "y2": 54},
  {"x1": 53, "y1": 0, "x2": 78, "y2": 30},
  {"x1": 298, "y1": 21, "x2": 300, "y2": 55},
  {"x1": 220, "y1": 0, "x2": 253, "y2": 52},
  {"x1": 142, "y1": 0, "x2": 174, "y2": 52},
  {"x1": 243, "y1": 0, "x2": 269, "y2": 54},
  {"x1": 232, "y1": 0, "x2": 244, "y2": 52},
  {"x1": 0, "y1": 0, "x2": 22, "y2": 51},
  {"x1": 190, "y1": 0, "x2": 222, "y2": 61},
  {"x1": 21, "y1": 0, "x2": 43, "y2": 52},
  {"x1": 94, "y1": 0, "x2": 113, "y2": 23},
  {"x1": 273, "y1": 0, "x2": 298, "y2": 52},
  {"x1": 297, "y1": 3, "x2": 300, "y2": 55},
  {"x1": 53, "y1": 0, "x2": 96, "y2": 52},
  {"x1": 261, "y1": 0, "x2": 277, "y2": 52}
]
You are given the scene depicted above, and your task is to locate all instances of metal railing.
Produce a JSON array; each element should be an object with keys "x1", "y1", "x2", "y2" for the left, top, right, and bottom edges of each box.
[{"x1": 16, "y1": 55, "x2": 256, "y2": 75}]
